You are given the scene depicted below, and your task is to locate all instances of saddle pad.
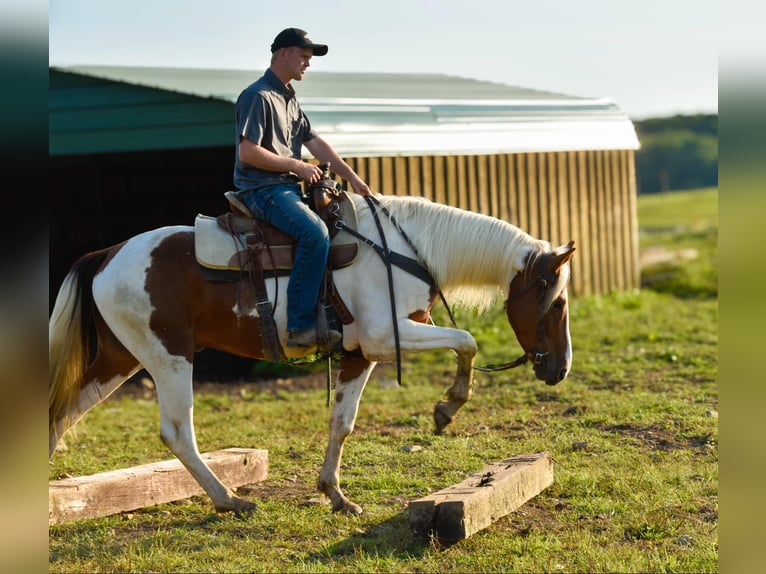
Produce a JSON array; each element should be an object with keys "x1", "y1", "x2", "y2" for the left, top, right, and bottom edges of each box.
[{"x1": 195, "y1": 191, "x2": 359, "y2": 272}]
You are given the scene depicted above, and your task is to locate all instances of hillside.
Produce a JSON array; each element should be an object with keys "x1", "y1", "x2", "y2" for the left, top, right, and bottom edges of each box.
[{"x1": 634, "y1": 114, "x2": 718, "y2": 194}]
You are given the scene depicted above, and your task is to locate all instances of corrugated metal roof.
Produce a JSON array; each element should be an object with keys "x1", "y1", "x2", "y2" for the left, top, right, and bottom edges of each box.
[{"x1": 50, "y1": 65, "x2": 639, "y2": 156}]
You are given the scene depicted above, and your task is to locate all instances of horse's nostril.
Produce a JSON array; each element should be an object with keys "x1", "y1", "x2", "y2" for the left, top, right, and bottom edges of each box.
[{"x1": 558, "y1": 369, "x2": 568, "y2": 382}]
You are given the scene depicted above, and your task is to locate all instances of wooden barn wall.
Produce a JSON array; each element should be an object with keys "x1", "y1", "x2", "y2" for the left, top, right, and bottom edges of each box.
[
  {"x1": 344, "y1": 150, "x2": 639, "y2": 297},
  {"x1": 49, "y1": 147, "x2": 237, "y2": 302}
]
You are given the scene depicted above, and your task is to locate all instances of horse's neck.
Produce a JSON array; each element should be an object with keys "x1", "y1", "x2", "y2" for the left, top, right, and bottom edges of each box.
[{"x1": 366, "y1": 195, "x2": 543, "y2": 307}]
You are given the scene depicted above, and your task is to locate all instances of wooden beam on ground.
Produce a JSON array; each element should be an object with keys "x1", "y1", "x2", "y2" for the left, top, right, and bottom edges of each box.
[
  {"x1": 49, "y1": 448, "x2": 268, "y2": 525},
  {"x1": 408, "y1": 452, "x2": 553, "y2": 541}
]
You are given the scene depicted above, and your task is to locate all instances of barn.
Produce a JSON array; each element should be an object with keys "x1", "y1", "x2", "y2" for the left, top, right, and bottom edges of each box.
[{"x1": 50, "y1": 65, "x2": 640, "y2": 305}]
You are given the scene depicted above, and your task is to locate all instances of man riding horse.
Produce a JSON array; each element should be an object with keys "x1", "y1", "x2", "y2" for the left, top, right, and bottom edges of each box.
[{"x1": 233, "y1": 27, "x2": 372, "y2": 349}]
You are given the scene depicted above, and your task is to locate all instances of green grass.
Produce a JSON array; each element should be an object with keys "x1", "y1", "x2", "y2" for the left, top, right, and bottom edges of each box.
[
  {"x1": 49, "y1": 189, "x2": 718, "y2": 573},
  {"x1": 638, "y1": 187, "x2": 718, "y2": 299}
]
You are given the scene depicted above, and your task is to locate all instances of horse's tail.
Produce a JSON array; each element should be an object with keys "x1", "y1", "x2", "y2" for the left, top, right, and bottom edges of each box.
[{"x1": 49, "y1": 249, "x2": 110, "y2": 444}]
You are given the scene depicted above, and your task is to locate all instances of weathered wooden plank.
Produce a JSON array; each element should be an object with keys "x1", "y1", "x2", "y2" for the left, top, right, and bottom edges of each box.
[
  {"x1": 456, "y1": 155, "x2": 469, "y2": 211},
  {"x1": 626, "y1": 149, "x2": 641, "y2": 289},
  {"x1": 488, "y1": 154, "x2": 499, "y2": 219},
  {"x1": 49, "y1": 448, "x2": 268, "y2": 525},
  {"x1": 368, "y1": 157, "x2": 381, "y2": 193},
  {"x1": 358, "y1": 157, "x2": 369, "y2": 185},
  {"x1": 424, "y1": 156, "x2": 436, "y2": 203},
  {"x1": 476, "y1": 155, "x2": 489, "y2": 215},
  {"x1": 381, "y1": 156, "x2": 395, "y2": 195},
  {"x1": 526, "y1": 153, "x2": 539, "y2": 238},
  {"x1": 587, "y1": 151, "x2": 602, "y2": 293},
  {"x1": 408, "y1": 156, "x2": 420, "y2": 197},
  {"x1": 619, "y1": 149, "x2": 638, "y2": 290},
  {"x1": 497, "y1": 153, "x2": 510, "y2": 223},
  {"x1": 595, "y1": 150, "x2": 609, "y2": 293},
  {"x1": 576, "y1": 151, "x2": 592, "y2": 296},
  {"x1": 556, "y1": 152, "x2": 570, "y2": 249},
  {"x1": 565, "y1": 152, "x2": 582, "y2": 295},
  {"x1": 608, "y1": 150, "x2": 625, "y2": 291},
  {"x1": 515, "y1": 154, "x2": 528, "y2": 232},
  {"x1": 408, "y1": 452, "x2": 553, "y2": 541},
  {"x1": 538, "y1": 152, "x2": 551, "y2": 242},
  {"x1": 606, "y1": 151, "x2": 618, "y2": 291},
  {"x1": 445, "y1": 155, "x2": 458, "y2": 207}
]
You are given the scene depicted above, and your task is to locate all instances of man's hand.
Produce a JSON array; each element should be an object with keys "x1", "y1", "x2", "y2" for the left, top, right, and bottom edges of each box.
[
  {"x1": 304, "y1": 136, "x2": 372, "y2": 194},
  {"x1": 350, "y1": 175, "x2": 372, "y2": 196},
  {"x1": 293, "y1": 161, "x2": 323, "y2": 184}
]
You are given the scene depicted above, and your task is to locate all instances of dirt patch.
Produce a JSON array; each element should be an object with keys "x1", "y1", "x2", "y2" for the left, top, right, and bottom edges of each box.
[
  {"x1": 597, "y1": 422, "x2": 716, "y2": 453},
  {"x1": 639, "y1": 246, "x2": 698, "y2": 268},
  {"x1": 236, "y1": 475, "x2": 323, "y2": 508}
]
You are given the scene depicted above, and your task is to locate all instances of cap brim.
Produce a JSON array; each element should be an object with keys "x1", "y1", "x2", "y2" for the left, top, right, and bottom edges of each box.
[{"x1": 308, "y1": 44, "x2": 328, "y2": 56}]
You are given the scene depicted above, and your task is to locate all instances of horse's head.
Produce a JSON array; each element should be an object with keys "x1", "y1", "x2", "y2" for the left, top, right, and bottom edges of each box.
[{"x1": 505, "y1": 241, "x2": 576, "y2": 386}]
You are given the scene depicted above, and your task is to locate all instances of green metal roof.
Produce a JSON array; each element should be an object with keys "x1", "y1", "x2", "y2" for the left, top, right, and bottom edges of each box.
[{"x1": 50, "y1": 65, "x2": 639, "y2": 157}]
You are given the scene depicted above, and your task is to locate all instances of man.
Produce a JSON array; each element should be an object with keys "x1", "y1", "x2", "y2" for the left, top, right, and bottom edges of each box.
[{"x1": 234, "y1": 28, "x2": 371, "y2": 349}]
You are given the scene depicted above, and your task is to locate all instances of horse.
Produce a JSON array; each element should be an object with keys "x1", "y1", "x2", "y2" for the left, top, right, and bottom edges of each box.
[{"x1": 49, "y1": 192, "x2": 575, "y2": 516}]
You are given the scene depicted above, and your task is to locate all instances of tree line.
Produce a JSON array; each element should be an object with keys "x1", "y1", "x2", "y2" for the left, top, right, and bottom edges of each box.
[{"x1": 634, "y1": 113, "x2": 717, "y2": 194}]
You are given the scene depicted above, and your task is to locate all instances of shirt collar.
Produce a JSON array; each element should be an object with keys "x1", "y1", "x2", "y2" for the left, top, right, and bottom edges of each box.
[{"x1": 264, "y1": 69, "x2": 295, "y2": 99}]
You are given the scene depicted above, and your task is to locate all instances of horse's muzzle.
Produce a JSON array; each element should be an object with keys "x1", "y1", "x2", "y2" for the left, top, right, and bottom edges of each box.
[
  {"x1": 536, "y1": 362, "x2": 569, "y2": 386},
  {"x1": 548, "y1": 368, "x2": 570, "y2": 385}
]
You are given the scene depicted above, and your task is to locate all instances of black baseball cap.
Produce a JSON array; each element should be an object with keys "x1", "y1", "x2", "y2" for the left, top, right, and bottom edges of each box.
[{"x1": 270, "y1": 28, "x2": 328, "y2": 56}]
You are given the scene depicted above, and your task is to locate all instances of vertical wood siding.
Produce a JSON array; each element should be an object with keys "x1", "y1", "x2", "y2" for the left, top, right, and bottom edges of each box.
[{"x1": 345, "y1": 150, "x2": 638, "y2": 296}]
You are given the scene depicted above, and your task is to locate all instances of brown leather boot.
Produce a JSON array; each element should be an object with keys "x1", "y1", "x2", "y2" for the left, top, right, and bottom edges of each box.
[{"x1": 287, "y1": 328, "x2": 341, "y2": 348}]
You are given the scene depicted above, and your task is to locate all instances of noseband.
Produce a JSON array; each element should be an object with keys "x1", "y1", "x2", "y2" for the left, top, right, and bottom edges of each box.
[{"x1": 474, "y1": 253, "x2": 556, "y2": 373}]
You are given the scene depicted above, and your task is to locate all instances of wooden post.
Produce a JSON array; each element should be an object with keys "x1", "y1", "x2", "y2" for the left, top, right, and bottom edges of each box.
[
  {"x1": 408, "y1": 452, "x2": 553, "y2": 541},
  {"x1": 49, "y1": 448, "x2": 268, "y2": 525}
]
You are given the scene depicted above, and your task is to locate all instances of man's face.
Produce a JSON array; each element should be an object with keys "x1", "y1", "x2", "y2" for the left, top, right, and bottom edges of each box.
[{"x1": 282, "y1": 47, "x2": 314, "y2": 82}]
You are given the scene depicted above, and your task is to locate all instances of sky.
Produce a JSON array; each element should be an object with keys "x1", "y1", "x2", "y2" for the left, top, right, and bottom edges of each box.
[{"x1": 48, "y1": 0, "x2": 718, "y2": 120}]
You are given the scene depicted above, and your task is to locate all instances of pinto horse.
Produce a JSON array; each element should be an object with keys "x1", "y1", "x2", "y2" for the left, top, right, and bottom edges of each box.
[{"x1": 49, "y1": 193, "x2": 575, "y2": 515}]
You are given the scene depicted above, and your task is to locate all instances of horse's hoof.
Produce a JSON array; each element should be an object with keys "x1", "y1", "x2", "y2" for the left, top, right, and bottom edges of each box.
[
  {"x1": 343, "y1": 502, "x2": 363, "y2": 516},
  {"x1": 332, "y1": 500, "x2": 363, "y2": 516},
  {"x1": 215, "y1": 497, "x2": 256, "y2": 514},
  {"x1": 433, "y1": 408, "x2": 452, "y2": 434}
]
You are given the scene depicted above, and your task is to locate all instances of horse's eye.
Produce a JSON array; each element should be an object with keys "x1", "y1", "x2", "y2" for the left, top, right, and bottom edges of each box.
[{"x1": 553, "y1": 298, "x2": 565, "y2": 310}]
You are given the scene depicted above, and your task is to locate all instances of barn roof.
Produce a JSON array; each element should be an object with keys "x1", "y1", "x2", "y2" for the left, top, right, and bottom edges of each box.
[{"x1": 50, "y1": 65, "x2": 639, "y2": 157}]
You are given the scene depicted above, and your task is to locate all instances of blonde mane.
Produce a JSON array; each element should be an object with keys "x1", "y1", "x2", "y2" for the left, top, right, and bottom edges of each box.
[{"x1": 362, "y1": 195, "x2": 551, "y2": 313}]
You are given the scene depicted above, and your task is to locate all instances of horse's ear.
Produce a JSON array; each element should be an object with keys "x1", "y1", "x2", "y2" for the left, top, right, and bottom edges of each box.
[{"x1": 552, "y1": 241, "x2": 576, "y2": 272}]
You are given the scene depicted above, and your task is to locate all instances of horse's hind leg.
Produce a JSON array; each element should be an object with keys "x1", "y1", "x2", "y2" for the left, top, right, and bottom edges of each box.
[
  {"x1": 151, "y1": 359, "x2": 255, "y2": 513},
  {"x1": 318, "y1": 355, "x2": 377, "y2": 515}
]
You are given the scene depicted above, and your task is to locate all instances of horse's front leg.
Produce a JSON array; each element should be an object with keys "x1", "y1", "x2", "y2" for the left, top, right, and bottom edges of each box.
[
  {"x1": 433, "y1": 347, "x2": 476, "y2": 434},
  {"x1": 387, "y1": 320, "x2": 478, "y2": 434},
  {"x1": 318, "y1": 355, "x2": 377, "y2": 515}
]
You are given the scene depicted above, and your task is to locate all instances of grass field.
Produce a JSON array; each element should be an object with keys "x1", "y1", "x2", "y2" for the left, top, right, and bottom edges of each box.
[{"x1": 49, "y1": 189, "x2": 718, "y2": 573}]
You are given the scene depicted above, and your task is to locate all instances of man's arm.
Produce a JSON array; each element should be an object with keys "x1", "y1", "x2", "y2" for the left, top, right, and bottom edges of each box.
[
  {"x1": 304, "y1": 136, "x2": 372, "y2": 196},
  {"x1": 239, "y1": 137, "x2": 323, "y2": 183}
]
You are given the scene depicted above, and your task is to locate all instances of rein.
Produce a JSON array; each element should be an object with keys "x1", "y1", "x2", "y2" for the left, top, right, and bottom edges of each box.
[{"x1": 363, "y1": 194, "x2": 402, "y2": 387}]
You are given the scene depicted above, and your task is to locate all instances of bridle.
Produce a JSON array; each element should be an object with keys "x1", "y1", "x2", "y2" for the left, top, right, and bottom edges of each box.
[{"x1": 473, "y1": 253, "x2": 558, "y2": 373}]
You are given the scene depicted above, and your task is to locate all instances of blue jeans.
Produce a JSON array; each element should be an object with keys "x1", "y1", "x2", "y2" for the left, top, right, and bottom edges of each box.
[{"x1": 240, "y1": 184, "x2": 330, "y2": 333}]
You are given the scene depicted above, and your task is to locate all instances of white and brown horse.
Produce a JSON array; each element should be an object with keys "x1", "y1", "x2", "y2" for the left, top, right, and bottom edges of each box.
[{"x1": 49, "y1": 193, "x2": 575, "y2": 515}]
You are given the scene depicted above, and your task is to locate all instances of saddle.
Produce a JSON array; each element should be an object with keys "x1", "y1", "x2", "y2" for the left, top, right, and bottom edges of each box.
[{"x1": 194, "y1": 163, "x2": 358, "y2": 361}]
